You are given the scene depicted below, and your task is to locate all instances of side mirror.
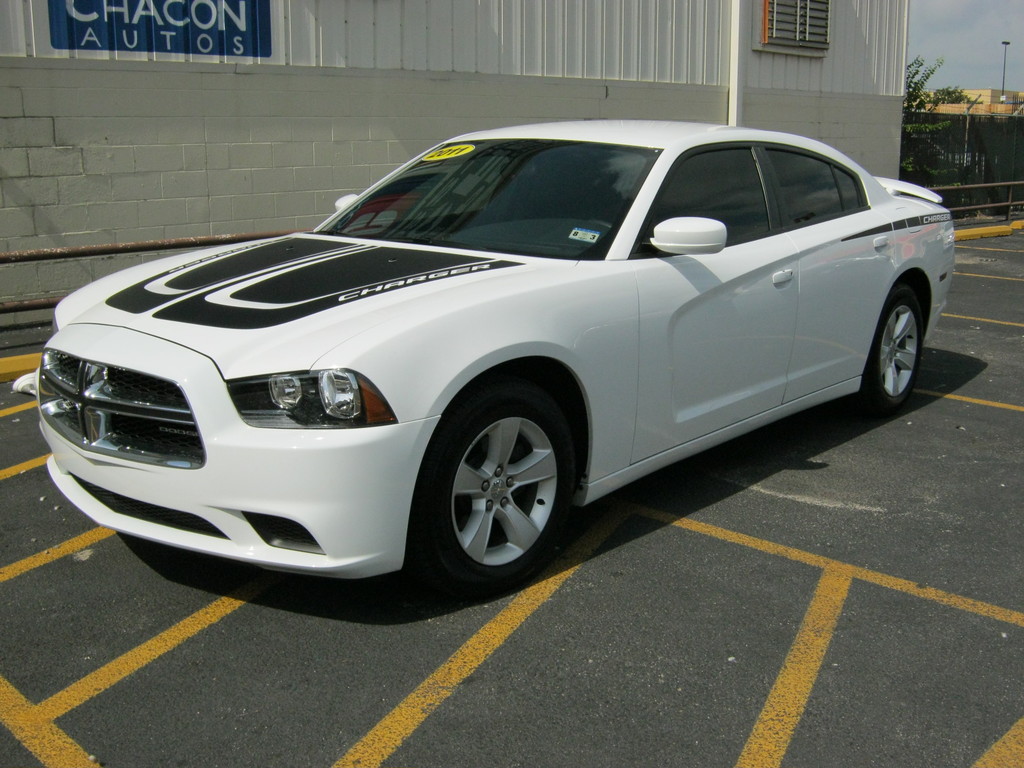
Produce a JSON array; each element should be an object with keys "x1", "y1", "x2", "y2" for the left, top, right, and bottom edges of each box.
[
  {"x1": 334, "y1": 193, "x2": 359, "y2": 212},
  {"x1": 650, "y1": 217, "x2": 727, "y2": 255}
]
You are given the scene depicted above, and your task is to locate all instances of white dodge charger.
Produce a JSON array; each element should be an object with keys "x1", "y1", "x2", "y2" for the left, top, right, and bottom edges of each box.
[{"x1": 37, "y1": 121, "x2": 955, "y2": 595}]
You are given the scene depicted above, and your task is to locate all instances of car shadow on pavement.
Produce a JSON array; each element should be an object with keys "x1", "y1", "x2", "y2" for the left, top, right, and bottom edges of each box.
[{"x1": 588, "y1": 345, "x2": 987, "y2": 550}]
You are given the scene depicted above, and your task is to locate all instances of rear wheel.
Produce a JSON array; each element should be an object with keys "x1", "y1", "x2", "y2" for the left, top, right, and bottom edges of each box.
[
  {"x1": 406, "y1": 378, "x2": 576, "y2": 596},
  {"x1": 857, "y1": 284, "x2": 923, "y2": 416}
]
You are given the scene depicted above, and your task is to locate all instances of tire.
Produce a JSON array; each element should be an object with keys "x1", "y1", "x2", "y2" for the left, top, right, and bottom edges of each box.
[
  {"x1": 857, "y1": 283, "x2": 923, "y2": 416},
  {"x1": 406, "y1": 377, "x2": 576, "y2": 597}
]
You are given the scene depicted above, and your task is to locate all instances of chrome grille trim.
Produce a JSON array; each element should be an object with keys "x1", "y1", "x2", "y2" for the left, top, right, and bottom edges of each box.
[{"x1": 39, "y1": 348, "x2": 205, "y2": 469}]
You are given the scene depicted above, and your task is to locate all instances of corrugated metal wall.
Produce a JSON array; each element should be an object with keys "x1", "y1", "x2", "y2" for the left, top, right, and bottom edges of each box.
[
  {"x1": 1, "y1": 0, "x2": 726, "y2": 84},
  {"x1": 288, "y1": 0, "x2": 726, "y2": 85},
  {"x1": 748, "y1": 0, "x2": 907, "y2": 96},
  {"x1": 1, "y1": 0, "x2": 906, "y2": 95}
]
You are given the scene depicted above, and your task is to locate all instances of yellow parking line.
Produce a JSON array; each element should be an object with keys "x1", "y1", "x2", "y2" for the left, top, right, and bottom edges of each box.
[
  {"x1": 957, "y1": 244, "x2": 1024, "y2": 254},
  {"x1": 629, "y1": 505, "x2": 1024, "y2": 629},
  {"x1": 917, "y1": 389, "x2": 1024, "y2": 414},
  {"x1": 0, "y1": 454, "x2": 50, "y2": 482},
  {"x1": 0, "y1": 527, "x2": 115, "y2": 584},
  {"x1": 0, "y1": 675, "x2": 96, "y2": 768},
  {"x1": 736, "y1": 566, "x2": 853, "y2": 768},
  {"x1": 955, "y1": 271, "x2": 1024, "y2": 282},
  {"x1": 34, "y1": 571, "x2": 282, "y2": 722},
  {"x1": 942, "y1": 313, "x2": 1024, "y2": 328},
  {"x1": 974, "y1": 716, "x2": 1024, "y2": 767},
  {"x1": 0, "y1": 400, "x2": 36, "y2": 418},
  {"x1": 623, "y1": 504, "x2": 1024, "y2": 765},
  {"x1": 334, "y1": 505, "x2": 630, "y2": 768}
]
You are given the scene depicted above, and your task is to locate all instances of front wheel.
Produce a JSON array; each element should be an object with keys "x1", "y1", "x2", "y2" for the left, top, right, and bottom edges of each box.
[
  {"x1": 857, "y1": 284, "x2": 923, "y2": 416},
  {"x1": 406, "y1": 378, "x2": 576, "y2": 596}
]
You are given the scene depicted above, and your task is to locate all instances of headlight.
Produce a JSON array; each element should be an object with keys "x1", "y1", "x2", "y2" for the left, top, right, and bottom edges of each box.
[{"x1": 227, "y1": 368, "x2": 397, "y2": 428}]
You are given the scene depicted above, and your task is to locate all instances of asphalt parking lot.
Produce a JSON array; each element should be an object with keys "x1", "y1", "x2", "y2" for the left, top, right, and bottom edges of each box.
[{"x1": 2, "y1": 229, "x2": 1023, "y2": 768}]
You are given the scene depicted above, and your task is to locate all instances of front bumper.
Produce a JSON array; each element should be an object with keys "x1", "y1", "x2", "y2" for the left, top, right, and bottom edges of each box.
[{"x1": 40, "y1": 324, "x2": 438, "y2": 578}]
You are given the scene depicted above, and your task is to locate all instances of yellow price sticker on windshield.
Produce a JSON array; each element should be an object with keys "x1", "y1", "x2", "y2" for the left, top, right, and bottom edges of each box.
[{"x1": 423, "y1": 144, "x2": 475, "y2": 162}]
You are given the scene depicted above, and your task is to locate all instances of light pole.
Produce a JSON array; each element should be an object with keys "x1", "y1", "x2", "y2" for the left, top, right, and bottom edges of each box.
[{"x1": 1000, "y1": 41, "x2": 1010, "y2": 105}]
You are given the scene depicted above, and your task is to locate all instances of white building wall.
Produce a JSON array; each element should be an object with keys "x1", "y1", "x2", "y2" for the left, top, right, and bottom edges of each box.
[
  {"x1": 2, "y1": 0, "x2": 731, "y2": 83},
  {"x1": 746, "y1": 0, "x2": 907, "y2": 96},
  {"x1": 2, "y1": 0, "x2": 906, "y2": 94}
]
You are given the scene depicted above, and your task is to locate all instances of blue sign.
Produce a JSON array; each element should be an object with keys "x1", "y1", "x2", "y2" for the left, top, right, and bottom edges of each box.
[{"x1": 48, "y1": 0, "x2": 272, "y2": 58}]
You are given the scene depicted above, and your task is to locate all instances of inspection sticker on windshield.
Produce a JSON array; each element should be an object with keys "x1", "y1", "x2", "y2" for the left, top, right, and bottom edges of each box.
[
  {"x1": 423, "y1": 144, "x2": 475, "y2": 162},
  {"x1": 569, "y1": 227, "x2": 601, "y2": 243}
]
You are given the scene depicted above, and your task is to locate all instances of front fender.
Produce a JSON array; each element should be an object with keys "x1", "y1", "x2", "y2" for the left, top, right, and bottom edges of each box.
[{"x1": 313, "y1": 261, "x2": 642, "y2": 485}]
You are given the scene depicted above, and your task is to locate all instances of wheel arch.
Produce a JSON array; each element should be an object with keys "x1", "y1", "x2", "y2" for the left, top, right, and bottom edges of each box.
[
  {"x1": 893, "y1": 267, "x2": 933, "y2": 334},
  {"x1": 442, "y1": 356, "x2": 591, "y2": 488}
]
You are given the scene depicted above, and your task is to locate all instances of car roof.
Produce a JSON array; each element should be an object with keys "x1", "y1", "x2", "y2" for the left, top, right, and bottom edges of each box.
[
  {"x1": 447, "y1": 120, "x2": 861, "y2": 168},
  {"x1": 452, "y1": 120, "x2": 800, "y2": 148}
]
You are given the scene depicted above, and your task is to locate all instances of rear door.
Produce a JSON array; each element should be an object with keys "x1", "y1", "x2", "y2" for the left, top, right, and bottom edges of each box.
[
  {"x1": 631, "y1": 146, "x2": 799, "y2": 462},
  {"x1": 759, "y1": 147, "x2": 897, "y2": 402}
]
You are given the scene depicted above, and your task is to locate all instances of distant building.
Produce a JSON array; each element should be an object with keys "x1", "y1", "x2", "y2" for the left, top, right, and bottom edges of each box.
[{"x1": 931, "y1": 89, "x2": 1023, "y2": 115}]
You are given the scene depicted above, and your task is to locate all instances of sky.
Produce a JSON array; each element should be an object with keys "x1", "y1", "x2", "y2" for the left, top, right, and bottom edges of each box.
[{"x1": 908, "y1": 0, "x2": 1024, "y2": 91}]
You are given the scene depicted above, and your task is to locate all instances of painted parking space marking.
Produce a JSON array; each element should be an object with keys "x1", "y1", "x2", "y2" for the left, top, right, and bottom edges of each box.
[
  {"x1": 336, "y1": 498, "x2": 1024, "y2": 768},
  {"x1": 955, "y1": 271, "x2": 1024, "y2": 282},
  {"x1": 736, "y1": 565, "x2": 853, "y2": 768},
  {"x1": 631, "y1": 504, "x2": 1024, "y2": 628},
  {"x1": 34, "y1": 571, "x2": 282, "y2": 722},
  {"x1": 334, "y1": 504, "x2": 631, "y2": 768},
  {"x1": 3, "y1": 495, "x2": 1023, "y2": 765},
  {"x1": 917, "y1": 389, "x2": 1024, "y2": 413},
  {"x1": 0, "y1": 400, "x2": 36, "y2": 418},
  {"x1": 624, "y1": 503, "x2": 1024, "y2": 768},
  {"x1": 0, "y1": 527, "x2": 114, "y2": 584},
  {"x1": 975, "y1": 717, "x2": 1024, "y2": 768},
  {"x1": 0, "y1": 674, "x2": 96, "y2": 768},
  {"x1": 956, "y1": 244, "x2": 1024, "y2": 254},
  {"x1": 0, "y1": 454, "x2": 49, "y2": 482},
  {"x1": 0, "y1": 571, "x2": 281, "y2": 768},
  {"x1": 942, "y1": 312, "x2": 1024, "y2": 328}
]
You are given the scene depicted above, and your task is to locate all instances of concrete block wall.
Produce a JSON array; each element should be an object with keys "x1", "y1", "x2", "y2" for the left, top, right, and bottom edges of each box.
[
  {"x1": 0, "y1": 57, "x2": 728, "y2": 326},
  {"x1": 0, "y1": 58, "x2": 727, "y2": 254},
  {"x1": 744, "y1": 90, "x2": 904, "y2": 175}
]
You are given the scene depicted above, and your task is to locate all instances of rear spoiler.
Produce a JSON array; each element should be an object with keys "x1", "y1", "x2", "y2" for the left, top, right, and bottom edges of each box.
[{"x1": 876, "y1": 177, "x2": 943, "y2": 204}]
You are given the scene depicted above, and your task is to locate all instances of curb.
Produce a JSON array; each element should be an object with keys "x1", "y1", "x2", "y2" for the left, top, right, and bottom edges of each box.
[
  {"x1": 954, "y1": 225, "x2": 1014, "y2": 241},
  {"x1": 0, "y1": 353, "x2": 40, "y2": 383}
]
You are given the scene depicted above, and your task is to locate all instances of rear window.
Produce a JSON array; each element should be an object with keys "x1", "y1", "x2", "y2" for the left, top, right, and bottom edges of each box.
[{"x1": 767, "y1": 149, "x2": 865, "y2": 227}]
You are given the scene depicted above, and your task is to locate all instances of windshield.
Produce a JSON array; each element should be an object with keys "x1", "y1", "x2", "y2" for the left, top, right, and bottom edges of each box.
[{"x1": 323, "y1": 139, "x2": 660, "y2": 260}]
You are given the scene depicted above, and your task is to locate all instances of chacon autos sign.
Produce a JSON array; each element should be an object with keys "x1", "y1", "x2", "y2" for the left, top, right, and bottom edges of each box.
[{"x1": 48, "y1": 0, "x2": 272, "y2": 57}]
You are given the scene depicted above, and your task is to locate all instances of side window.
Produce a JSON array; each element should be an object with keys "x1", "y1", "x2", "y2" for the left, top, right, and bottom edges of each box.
[
  {"x1": 834, "y1": 166, "x2": 863, "y2": 210},
  {"x1": 648, "y1": 148, "x2": 771, "y2": 246},
  {"x1": 766, "y1": 149, "x2": 863, "y2": 227}
]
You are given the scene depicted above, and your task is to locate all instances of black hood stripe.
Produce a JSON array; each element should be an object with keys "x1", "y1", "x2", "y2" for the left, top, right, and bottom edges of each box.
[
  {"x1": 107, "y1": 238, "x2": 366, "y2": 314},
  {"x1": 106, "y1": 237, "x2": 521, "y2": 329}
]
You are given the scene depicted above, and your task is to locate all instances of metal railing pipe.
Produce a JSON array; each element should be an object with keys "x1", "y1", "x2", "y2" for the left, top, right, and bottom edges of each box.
[
  {"x1": 1, "y1": 230, "x2": 297, "y2": 315},
  {"x1": 0, "y1": 230, "x2": 295, "y2": 265}
]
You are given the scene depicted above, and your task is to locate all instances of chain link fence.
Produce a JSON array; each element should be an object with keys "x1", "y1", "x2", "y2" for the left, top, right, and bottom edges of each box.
[{"x1": 901, "y1": 112, "x2": 1024, "y2": 219}]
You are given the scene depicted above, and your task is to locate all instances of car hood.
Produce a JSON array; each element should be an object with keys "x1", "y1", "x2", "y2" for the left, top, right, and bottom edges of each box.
[{"x1": 54, "y1": 234, "x2": 565, "y2": 379}]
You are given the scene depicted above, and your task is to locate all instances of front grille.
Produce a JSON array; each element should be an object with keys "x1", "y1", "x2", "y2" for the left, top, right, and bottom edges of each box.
[
  {"x1": 104, "y1": 366, "x2": 188, "y2": 409},
  {"x1": 39, "y1": 349, "x2": 205, "y2": 468},
  {"x1": 74, "y1": 476, "x2": 227, "y2": 538}
]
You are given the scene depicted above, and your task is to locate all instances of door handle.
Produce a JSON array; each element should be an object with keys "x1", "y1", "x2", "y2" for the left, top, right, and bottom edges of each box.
[
  {"x1": 772, "y1": 269, "x2": 794, "y2": 286},
  {"x1": 873, "y1": 235, "x2": 891, "y2": 250}
]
